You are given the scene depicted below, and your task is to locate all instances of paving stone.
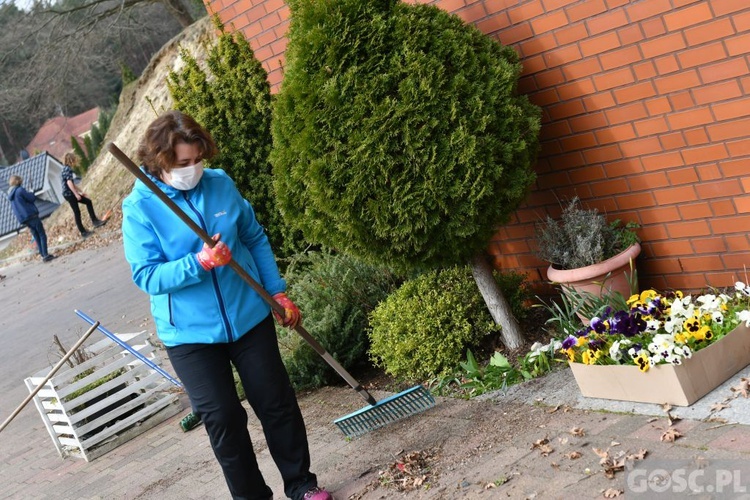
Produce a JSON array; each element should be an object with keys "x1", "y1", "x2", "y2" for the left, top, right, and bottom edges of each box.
[{"x1": 706, "y1": 427, "x2": 750, "y2": 453}]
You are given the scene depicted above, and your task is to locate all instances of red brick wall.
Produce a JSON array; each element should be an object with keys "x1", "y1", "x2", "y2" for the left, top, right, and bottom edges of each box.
[{"x1": 206, "y1": 0, "x2": 750, "y2": 293}]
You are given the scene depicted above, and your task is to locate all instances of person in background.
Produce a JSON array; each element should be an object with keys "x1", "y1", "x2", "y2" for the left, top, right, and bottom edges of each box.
[
  {"x1": 121, "y1": 110, "x2": 332, "y2": 500},
  {"x1": 7, "y1": 175, "x2": 55, "y2": 262},
  {"x1": 62, "y1": 152, "x2": 107, "y2": 239}
]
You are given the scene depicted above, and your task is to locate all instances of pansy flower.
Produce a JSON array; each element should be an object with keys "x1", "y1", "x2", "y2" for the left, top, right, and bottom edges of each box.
[
  {"x1": 561, "y1": 335, "x2": 577, "y2": 350},
  {"x1": 634, "y1": 352, "x2": 650, "y2": 372},
  {"x1": 590, "y1": 316, "x2": 608, "y2": 333},
  {"x1": 560, "y1": 282, "x2": 749, "y2": 371},
  {"x1": 739, "y1": 310, "x2": 750, "y2": 327}
]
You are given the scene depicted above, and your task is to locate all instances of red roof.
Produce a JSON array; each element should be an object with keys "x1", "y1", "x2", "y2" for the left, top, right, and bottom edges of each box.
[{"x1": 25, "y1": 107, "x2": 100, "y2": 161}]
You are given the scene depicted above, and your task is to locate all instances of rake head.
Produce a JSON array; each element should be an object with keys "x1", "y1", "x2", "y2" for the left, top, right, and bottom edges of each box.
[{"x1": 334, "y1": 385, "x2": 435, "y2": 438}]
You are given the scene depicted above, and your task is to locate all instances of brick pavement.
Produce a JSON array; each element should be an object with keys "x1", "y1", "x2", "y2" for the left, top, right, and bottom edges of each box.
[{"x1": 3, "y1": 240, "x2": 750, "y2": 499}]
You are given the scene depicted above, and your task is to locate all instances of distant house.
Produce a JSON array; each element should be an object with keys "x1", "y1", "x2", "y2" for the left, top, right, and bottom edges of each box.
[
  {"x1": 25, "y1": 107, "x2": 100, "y2": 161},
  {"x1": 0, "y1": 153, "x2": 64, "y2": 242}
]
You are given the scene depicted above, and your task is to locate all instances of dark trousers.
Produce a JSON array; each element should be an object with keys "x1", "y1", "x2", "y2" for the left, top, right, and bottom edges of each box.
[
  {"x1": 24, "y1": 216, "x2": 48, "y2": 258},
  {"x1": 64, "y1": 194, "x2": 99, "y2": 234},
  {"x1": 167, "y1": 314, "x2": 316, "y2": 500}
]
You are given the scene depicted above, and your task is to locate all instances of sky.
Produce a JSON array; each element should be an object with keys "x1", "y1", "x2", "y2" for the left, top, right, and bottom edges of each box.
[{"x1": 7, "y1": 0, "x2": 36, "y2": 12}]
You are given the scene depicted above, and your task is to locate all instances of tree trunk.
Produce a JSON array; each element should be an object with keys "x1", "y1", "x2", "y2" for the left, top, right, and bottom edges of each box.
[
  {"x1": 161, "y1": 0, "x2": 195, "y2": 28},
  {"x1": 470, "y1": 253, "x2": 525, "y2": 350}
]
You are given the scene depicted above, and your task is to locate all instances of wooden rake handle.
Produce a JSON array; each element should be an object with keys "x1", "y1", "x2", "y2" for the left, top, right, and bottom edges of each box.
[
  {"x1": 0, "y1": 322, "x2": 100, "y2": 434},
  {"x1": 107, "y1": 143, "x2": 377, "y2": 406}
]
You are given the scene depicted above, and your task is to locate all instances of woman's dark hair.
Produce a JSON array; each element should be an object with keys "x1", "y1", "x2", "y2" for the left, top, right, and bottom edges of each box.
[{"x1": 137, "y1": 110, "x2": 218, "y2": 176}]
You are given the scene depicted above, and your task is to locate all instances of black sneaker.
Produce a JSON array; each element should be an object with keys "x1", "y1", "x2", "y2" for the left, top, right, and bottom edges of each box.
[
  {"x1": 93, "y1": 219, "x2": 108, "y2": 228},
  {"x1": 81, "y1": 230, "x2": 94, "y2": 239},
  {"x1": 42, "y1": 254, "x2": 56, "y2": 262}
]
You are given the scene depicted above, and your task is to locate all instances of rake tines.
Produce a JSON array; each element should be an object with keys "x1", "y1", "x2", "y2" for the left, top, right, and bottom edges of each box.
[{"x1": 334, "y1": 386, "x2": 435, "y2": 438}]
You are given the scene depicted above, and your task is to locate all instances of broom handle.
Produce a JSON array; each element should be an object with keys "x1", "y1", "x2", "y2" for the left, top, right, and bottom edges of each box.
[
  {"x1": 0, "y1": 322, "x2": 99, "y2": 434},
  {"x1": 74, "y1": 309, "x2": 184, "y2": 389},
  {"x1": 108, "y1": 143, "x2": 377, "y2": 407}
]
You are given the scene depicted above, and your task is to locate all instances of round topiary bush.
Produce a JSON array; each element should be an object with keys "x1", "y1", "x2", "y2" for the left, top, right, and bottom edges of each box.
[
  {"x1": 368, "y1": 266, "x2": 504, "y2": 381},
  {"x1": 272, "y1": 0, "x2": 541, "y2": 273}
]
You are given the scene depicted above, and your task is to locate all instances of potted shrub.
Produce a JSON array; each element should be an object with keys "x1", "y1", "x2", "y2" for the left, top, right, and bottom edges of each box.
[
  {"x1": 561, "y1": 282, "x2": 750, "y2": 405},
  {"x1": 535, "y1": 197, "x2": 641, "y2": 299}
]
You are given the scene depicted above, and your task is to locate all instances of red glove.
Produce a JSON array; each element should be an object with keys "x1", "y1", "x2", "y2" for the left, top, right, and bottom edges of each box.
[
  {"x1": 196, "y1": 234, "x2": 232, "y2": 271},
  {"x1": 272, "y1": 293, "x2": 301, "y2": 328}
]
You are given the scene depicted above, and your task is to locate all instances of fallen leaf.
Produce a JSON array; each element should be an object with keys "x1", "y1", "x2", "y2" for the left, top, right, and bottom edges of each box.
[
  {"x1": 595, "y1": 448, "x2": 626, "y2": 478},
  {"x1": 627, "y1": 449, "x2": 648, "y2": 460},
  {"x1": 570, "y1": 427, "x2": 585, "y2": 437},
  {"x1": 711, "y1": 402, "x2": 730, "y2": 413},
  {"x1": 603, "y1": 488, "x2": 623, "y2": 498},
  {"x1": 667, "y1": 411, "x2": 682, "y2": 426},
  {"x1": 706, "y1": 417, "x2": 728, "y2": 425},
  {"x1": 558, "y1": 437, "x2": 569, "y2": 445},
  {"x1": 592, "y1": 447, "x2": 647, "y2": 479},
  {"x1": 661, "y1": 403, "x2": 673, "y2": 413},
  {"x1": 484, "y1": 483, "x2": 496, "y2": 489},
  {"x1": 732, "y1": 378, "x2": 750, "y2": 398},
  {"x1": 377, "y1": 449, "x2": 436, "y2": 492},
  {"x1": 566, "y1": 451, "x2": 582, "y2": 460},
  {"x1": 531, "y1": 437, "x2": 549, "y2": 449},
  {"x1": 538, "y1": 444, "x2": 554, "y2": 457},
  {"x1": 547, "y1": 405, "x2": 560, "y2": 414},
  {"x1": 592, "y1": 447, "x2": 609, "y2": 460},
  {"x1": 550, "y1": 461, "x2": 559, "y2": 468},
  {"x1": 660, "y1": 428, "x2": 682, "y2": 442},
  {"x1": 610, "y1": 441, "x2": 620, "y2": 447},
  {"x1": 603, "y1": 462, "x2": 624, "y2": 479}
]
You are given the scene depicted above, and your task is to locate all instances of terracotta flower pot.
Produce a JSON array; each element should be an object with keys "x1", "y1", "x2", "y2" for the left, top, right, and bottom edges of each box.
[{"x1": 546, "y1": 242, "x2": 641, "y2": 299}]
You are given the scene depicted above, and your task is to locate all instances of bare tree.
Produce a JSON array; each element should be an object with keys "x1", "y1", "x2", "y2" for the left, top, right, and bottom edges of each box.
[
  {"x1": 0, "y1": 0, "x2": 198, "y2": 161},
  {"x1": 45, "y1": 0, "x2": 197, "y2": 29}
]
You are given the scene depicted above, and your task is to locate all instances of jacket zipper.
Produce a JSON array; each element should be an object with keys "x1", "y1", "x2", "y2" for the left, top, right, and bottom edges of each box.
[{"x1": 184, "y1": 192, "x2": 234, "y2": 342}]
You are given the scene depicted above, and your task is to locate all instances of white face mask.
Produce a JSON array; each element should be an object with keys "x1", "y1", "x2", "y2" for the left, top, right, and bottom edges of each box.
[{"x1": 166, "y1": 162, "x2": 204, "y2": 191}]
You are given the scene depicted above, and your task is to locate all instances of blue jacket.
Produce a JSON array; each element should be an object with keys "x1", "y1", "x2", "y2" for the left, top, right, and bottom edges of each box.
[
  {"x1": 7, "y1": 185, "x2": 39, "y2": 224},
  {"x1": 121, "y1": 168, "x2": 286, "y2": 347}
]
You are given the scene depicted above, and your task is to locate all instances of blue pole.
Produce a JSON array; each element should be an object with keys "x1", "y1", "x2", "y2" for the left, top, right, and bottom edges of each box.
[{"x1": 74, "y1": 309, "x2": 183, "y2": 388}]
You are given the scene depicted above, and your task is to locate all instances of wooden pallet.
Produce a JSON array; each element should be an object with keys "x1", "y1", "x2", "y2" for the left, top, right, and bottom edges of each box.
[{"x1": 25, "y1": 331, "x2": 183, "y2": 461}]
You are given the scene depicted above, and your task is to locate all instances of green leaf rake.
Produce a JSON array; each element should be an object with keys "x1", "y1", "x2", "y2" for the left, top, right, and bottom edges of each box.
[{"x1": 108, "y1": 142, "x2": 435, "y2": 438}]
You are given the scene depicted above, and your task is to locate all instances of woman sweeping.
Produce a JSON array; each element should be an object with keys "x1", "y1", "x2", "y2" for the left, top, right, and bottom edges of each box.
[{"x1": 121, "y1": 110, "x2": 332, "y2": 500}]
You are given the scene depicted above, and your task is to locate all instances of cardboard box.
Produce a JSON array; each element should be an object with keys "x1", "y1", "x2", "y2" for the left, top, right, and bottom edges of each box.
[{"x1": 569, "y1": 323, "x2": 750, "y2": 406}]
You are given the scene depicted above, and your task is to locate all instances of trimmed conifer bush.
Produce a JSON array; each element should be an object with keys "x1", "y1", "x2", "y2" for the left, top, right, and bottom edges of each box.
[
  {"x1": 169, "y1": 16, "x2": 304, "y2": 256},
  {"x1": 369, "y1": 267, "x2": 531, "y2": 381},
  {"x1": 278, "y1": 250, "x2": 399, "y2": 390},
  {"x1": 271, "y1": 0, "x2": 541, "y2": 272}
]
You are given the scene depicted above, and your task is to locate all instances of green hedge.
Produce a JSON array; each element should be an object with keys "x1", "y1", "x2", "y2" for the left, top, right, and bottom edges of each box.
[
  {"x1": 278, "y1": 250, "x2": 399, "y2": 390},
  {"x1": 168, "y1": 16, "x2": 305, "y2": 256},
  {"x1": 369, "y1": 267, "x2": 529, "y2": 381}
]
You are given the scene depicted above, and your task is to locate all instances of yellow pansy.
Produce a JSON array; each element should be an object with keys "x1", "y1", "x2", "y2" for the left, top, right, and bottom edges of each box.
[
  {"x1": 582, "y1": 350, "x2": 592, "y2": 365},
  {"x1": 635, "y1": 353, "x2": 650, "y2": 372}
]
